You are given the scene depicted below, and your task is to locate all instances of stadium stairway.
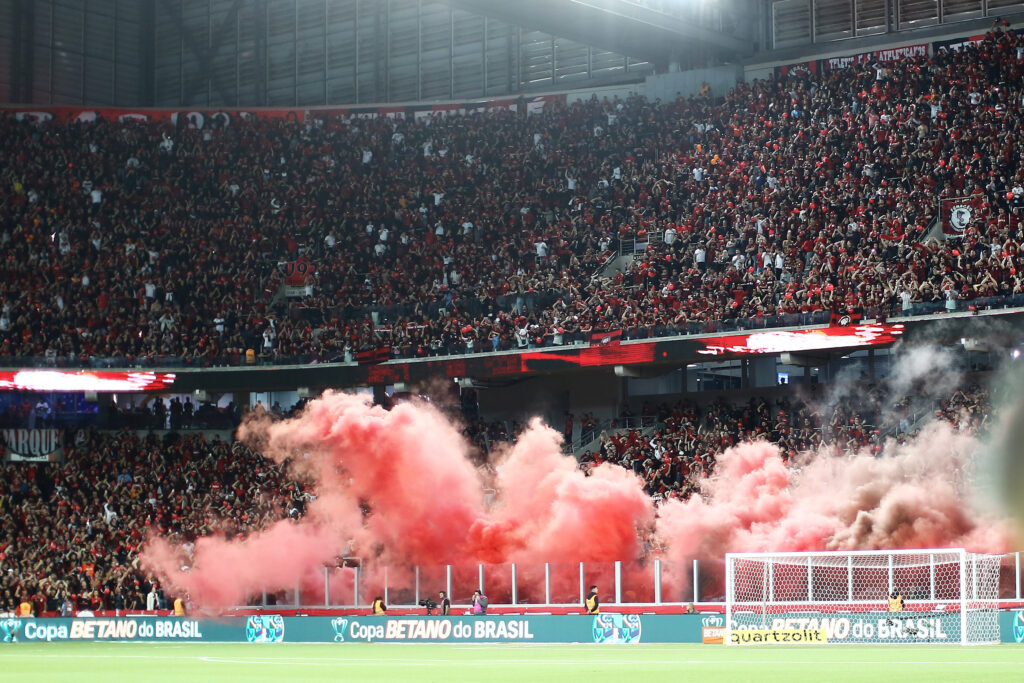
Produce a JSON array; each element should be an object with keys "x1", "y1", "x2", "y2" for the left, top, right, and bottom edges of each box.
[{"x1": 572, "y1": 419, "x2": 659, "y2": 460}]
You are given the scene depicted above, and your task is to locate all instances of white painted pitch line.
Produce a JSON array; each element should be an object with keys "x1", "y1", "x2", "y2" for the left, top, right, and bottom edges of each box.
[
  {"x1": 191, "y1": 656, "x2": 1020, "y2": 667},
  {"x1": 7, "y1": 652, "x2": 1023, "y2": 668}
]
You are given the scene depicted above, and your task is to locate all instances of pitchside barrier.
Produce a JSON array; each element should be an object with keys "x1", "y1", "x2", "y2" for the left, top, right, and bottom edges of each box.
[{"x1": 2, "y1": 612, "x2": 1024, "y2": 644}]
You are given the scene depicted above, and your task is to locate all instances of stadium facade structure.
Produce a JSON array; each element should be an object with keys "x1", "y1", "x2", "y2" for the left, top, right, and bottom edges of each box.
[{"x1": 1, "y1": 0, "x2": 1023, "y2": 108}]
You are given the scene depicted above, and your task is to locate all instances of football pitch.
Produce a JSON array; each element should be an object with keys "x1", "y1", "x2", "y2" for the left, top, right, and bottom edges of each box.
[{"x1": 5, "y1": 643, "x2": 1024, "y2": 682}]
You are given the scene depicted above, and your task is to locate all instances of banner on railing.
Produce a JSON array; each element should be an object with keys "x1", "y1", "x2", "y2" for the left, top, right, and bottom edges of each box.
[
  {"x1": 3, "y1": 94, "x2": 566, "y2": 130},
  {"x1": 589, "y1": 329, "x2": 622, "y2": 347},
  {"x1": 820, "y1": 42, "x2": 928, "y2": 71},
  {"x1": 2, "y1": 428, "x2": 63, "y2": 463},
  {"x1": 774, "y1": 60, "x2": 818, "y2": 79}
]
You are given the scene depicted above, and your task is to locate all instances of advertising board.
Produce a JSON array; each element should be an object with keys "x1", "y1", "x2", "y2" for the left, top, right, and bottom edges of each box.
[
  {"x1": 0, "y1": 615, "x2": 692, "y2": 644},
  {"x1": 3, "y1": 612, "x2": 1021, "y2": 644}
]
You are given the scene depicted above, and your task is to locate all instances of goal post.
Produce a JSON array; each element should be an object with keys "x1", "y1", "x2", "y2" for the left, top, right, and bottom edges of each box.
[{"x1": 724, "y1": 549, "x2": 1001, "y2": 645}]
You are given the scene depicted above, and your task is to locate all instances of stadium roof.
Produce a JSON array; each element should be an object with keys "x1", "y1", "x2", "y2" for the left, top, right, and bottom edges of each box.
[{"x1": 448, "y1": 0, "x2": 752, "y2": 66}]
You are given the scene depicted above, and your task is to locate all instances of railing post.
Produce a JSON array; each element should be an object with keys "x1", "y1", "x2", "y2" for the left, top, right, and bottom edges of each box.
[
  {"x1": 615, "y1": 561, "x2": 622, "y2": 604},
  {"x1": 479, "y1": 564, "x2": 485, "y2": 594},
  {"x1": 415, "y1": 566, "x2": 420, "y2": 606},
  {"x1": 579, "y1": 562, "x2": 585, "y2": 606},
  {"x1": 930, "y1": 553, "x2": 936, "y2": 601},
  {"x1": 324, "y1": 566, "x2": 330, "y2": 608},
  {"x1": 807, "y1": 556, "x2": 813, "y2": 601},
  {"x1": 384, "y1": 566, "x2": 389, "y2": 607},
  {"x1": 847, "y1": 555, "x2": 853, "y2": 602},
  {"x1": 654, "y1": 559, "x2": 662, "y2": 604},
  {"x1": 354, "y1": 566, "x2": 360, "y2": 607},
  {"x1": 446, "y1": 565, "x2": 452, "y2": 604},
  {"x1": 693, "y1": 559, "x2": 700, "y2": 604},
  {"x1": 511, "y1": 563, "x2": 518, "y2": 605},
  {"x1": 545, "y1": 563, "x2": 551, "y2": 605},
  {"x1": 1016, "y1": 552, "x2": 1021, "y2": 600}
]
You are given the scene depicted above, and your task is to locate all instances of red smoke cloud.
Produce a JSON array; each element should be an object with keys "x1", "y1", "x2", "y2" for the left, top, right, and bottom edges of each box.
[
  {"x1": 655, "y1": 421, "x2": 1012, "y2": 600},
  {"x1": 142, "y1": 392, "x2": 653, "y2": 609},
  {"x1": 142, "y1": 392, "x2": 1012, "y2": 610}
]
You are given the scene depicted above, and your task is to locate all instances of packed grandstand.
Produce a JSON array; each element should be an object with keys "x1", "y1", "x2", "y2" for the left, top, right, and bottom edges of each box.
[
  {"x1": 2, "y1": 20, "x2": 1023, "y2": 619},
  {"x1": 3, "y1": 25, "x2": 1024, "y2": 366}
]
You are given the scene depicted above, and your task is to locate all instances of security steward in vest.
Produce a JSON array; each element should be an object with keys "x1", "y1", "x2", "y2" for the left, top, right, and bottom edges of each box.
[
  {"x1": 585, "y1": 585, "x2": 600, "y2": 615},
  {"x1": 887, "y1": 587, "x2": 918, "y2": 634},
  {"x1": 372, "y1": 596, "x2": 387, "y2": 615}
]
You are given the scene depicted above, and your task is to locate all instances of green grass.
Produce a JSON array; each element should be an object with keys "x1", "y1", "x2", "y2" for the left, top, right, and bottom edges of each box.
[{"x1": 4, "y1": 642, "x2": 1024, "y2": 682}]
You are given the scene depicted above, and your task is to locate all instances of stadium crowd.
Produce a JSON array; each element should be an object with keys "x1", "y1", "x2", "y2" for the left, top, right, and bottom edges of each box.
[
  {"x1": 0, "y1": 429, "x2": 312, "y2": 616},
  {"x1": 5, "y1": 24, "x2": 1024, "y2": 365}
]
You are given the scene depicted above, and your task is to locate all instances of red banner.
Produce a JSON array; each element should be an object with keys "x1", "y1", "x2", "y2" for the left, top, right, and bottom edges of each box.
[
  {"x1": 307, "y1": 94, "x2": 566, "y2": 123},
  {"x1": 7, "y1": 107, "x2": 299, "y2": 127},
  {"x1": 589, "y1": 329, "x2": 623, "y2": 347},
  {"x1": 775, "y1": 61, "x2": 818, "y2": 79},
  {"x1": 357, "y1": 348, "x2": 392, "y2": 365},
  {"x1": 4, "y1": 94, "x2": 568, "y2": 129}
]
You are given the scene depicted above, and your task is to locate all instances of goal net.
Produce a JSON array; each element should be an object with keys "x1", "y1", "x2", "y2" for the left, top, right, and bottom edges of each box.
[{"x1": 724, "y1": 549, "x2": 1001, "y2": 645}]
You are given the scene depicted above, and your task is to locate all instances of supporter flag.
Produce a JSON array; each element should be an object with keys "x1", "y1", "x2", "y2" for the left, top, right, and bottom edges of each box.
[
  {"x1": 940, "y1": 196, "x2": 984, "y2": 238},
  {"x1": 356, "y1": 348, "x2": 391, "y2": 364},
  {"x1": 775, "y1": 61, "x2": 818, "y2": 79},
  {"x1": 829, "y1": 311, "x2": 862, "y2": 327},
  {"x1": 282, "y1": 255, "x2": 314, "y2": 286},
  {"x1": 589, "y1": 329, "x2": 623, "y2": 347}
]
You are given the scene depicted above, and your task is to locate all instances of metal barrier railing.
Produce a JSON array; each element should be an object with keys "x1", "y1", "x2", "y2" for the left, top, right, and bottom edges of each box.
[{"x1": 231, "y1": 552, "x2": 1024, "y2": 610}]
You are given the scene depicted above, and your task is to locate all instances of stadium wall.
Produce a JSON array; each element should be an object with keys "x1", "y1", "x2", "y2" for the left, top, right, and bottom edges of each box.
[
  {"x1": 3, "y1": 612, "x2": 1024, "y2": 644},
  {"x1": 745, "y1": 17, "x2": 1024, "y2": 82},
  {"x1": 644, "y1": 64, "x2": 743, "y2": 102}
]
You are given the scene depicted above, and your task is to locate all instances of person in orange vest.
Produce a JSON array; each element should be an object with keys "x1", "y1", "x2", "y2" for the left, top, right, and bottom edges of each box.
[
  {"x1": 371, "y1": 596, "x2": 387, "y2": 615},
  {"x1": 585, "y1": 585, "x2": 600, "y2": 615},
  {"x1": 18, "y1": 598, "x2": 33, "y2": 617}
]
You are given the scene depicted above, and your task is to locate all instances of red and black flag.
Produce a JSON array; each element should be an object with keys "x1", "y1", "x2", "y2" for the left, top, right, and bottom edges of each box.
[
  {"x1": 356, "y1": 347, "x2": 391, "y2": 364},
  {"x1": 589, "y1": 329, "x2": 623, "y2": 347}
]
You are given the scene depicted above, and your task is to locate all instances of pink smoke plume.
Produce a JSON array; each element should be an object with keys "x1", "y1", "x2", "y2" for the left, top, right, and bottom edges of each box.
[
  {"x1": 142, "y1": 392, "x2": 1012, "y2": 609},
  {"x1": 142, "y1": 391, "x2": 653, "y2": 608},
  {"x1": 654, "y1": 421, "x2": 1013, "y2": 600}
]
